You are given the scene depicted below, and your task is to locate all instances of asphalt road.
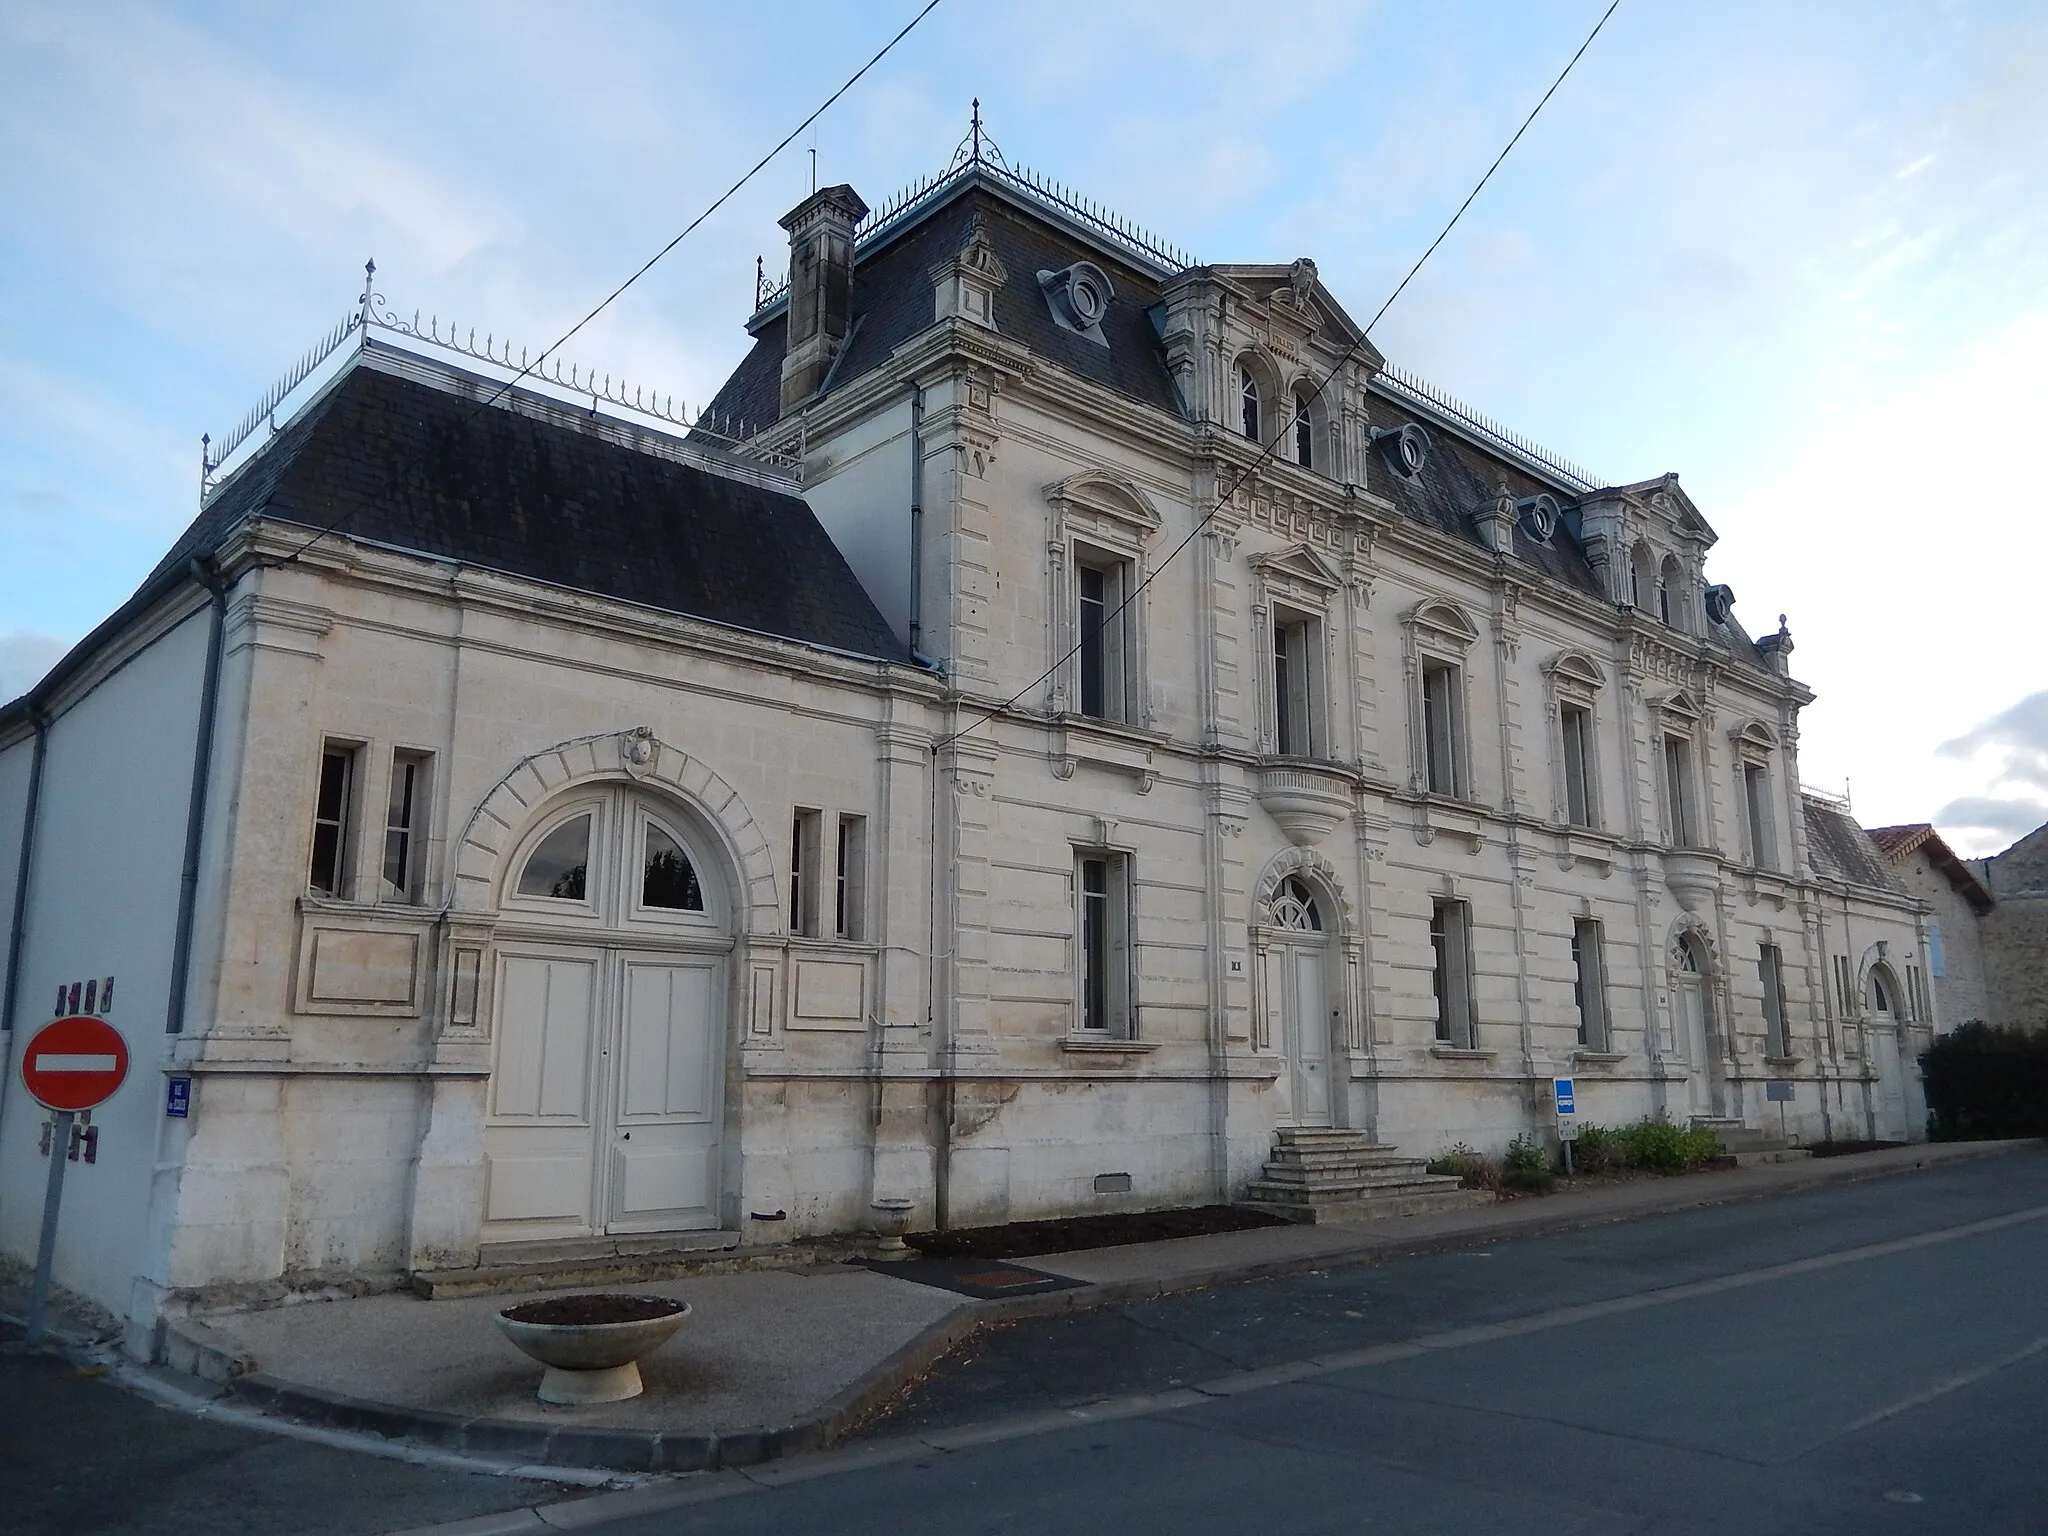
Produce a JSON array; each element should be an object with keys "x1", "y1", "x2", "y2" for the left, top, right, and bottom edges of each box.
[
  {"x1": 0, "y1": 1338, "x2": 551, "y2": 1536},
  {"x1": 573, "y1": 1148, "x2": 2048, "y2": 1535},
  {"x1": 6, "y1": 1150, "x2": 2046, "y2": 1534}
]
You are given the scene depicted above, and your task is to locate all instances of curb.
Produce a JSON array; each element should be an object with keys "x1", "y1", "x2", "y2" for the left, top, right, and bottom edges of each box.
[{"x1": 220, "y1": 1140, "x2": 2038, "y2": 1475}]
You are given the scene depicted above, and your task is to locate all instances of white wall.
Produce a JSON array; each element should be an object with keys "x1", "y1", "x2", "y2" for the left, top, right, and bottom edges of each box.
[{"x1": 0, "y1": 599, "x2": 211, "y2": 1320}]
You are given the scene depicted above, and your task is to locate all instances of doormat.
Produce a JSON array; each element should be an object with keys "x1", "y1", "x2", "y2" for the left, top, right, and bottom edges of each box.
[{"x1": 853, "y1": 1255, "x2": 1088, "y2": 1300}]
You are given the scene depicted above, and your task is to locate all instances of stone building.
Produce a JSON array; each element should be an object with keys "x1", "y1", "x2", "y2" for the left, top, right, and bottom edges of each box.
[
  {"x1": 1869, "y1": 824, "x2": 1994, "y2": 1029},
  {"x1": 0, "y1": 142, "x2": 1941, "y2": 1356},
  {"x1": 1970, "y1": 823, "x2": 2048, "y2": 1030}
]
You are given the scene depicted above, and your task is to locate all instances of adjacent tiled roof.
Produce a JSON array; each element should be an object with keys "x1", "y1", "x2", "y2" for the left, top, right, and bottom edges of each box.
[
  {"x1": 1804, "y1": 797, "x2": 1908, "y2": 894},
  {"x1": 157, "y1": 349, "x2": 911, "y2": 664},
  {"x1": 1869, "y1": 822, "x2": 1993, "y2": 913}
]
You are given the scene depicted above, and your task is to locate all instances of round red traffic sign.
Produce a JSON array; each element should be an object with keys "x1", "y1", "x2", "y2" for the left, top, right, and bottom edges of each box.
[{"x1": 20, "y1": 1015, "x2": 130, "y2": 1112}]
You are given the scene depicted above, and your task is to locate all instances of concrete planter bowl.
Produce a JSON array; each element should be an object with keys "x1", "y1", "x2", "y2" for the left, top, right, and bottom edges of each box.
[{"x1": 494, "y1": 1294, "x2": 692, "y2": 1406}]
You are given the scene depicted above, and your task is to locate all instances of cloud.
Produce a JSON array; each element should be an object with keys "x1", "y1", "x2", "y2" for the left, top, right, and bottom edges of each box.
[
  {"x1": 0, "y1": 630, "x2": 70, "y2": 702},
  {"x1": 1940, "y1": 690, "x2": 2048, "y2": 792},
  {"x1": 1934, "y1": 795, "x2": 2048, "y2": 848}
]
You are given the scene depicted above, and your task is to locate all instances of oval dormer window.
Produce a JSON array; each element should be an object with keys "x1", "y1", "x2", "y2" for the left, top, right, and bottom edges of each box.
[
  {"x1": 1517, "y1": 493, "x2": 1559, "y2": 543},
  {"x1": 1038, "y1": 261, "x2": 1114, "y2": 343},
  {"x1": 1374, "y1": 422, "x2": 1430, "y2": 479},
  {"x1": 518, "y1": 812, "x2": 591, "y2": 901}
]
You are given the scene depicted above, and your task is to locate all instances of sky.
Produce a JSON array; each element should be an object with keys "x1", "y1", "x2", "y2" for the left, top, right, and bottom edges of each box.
[{"x1": 2, "y1": 0, "x2": 2043, "y2": 856}]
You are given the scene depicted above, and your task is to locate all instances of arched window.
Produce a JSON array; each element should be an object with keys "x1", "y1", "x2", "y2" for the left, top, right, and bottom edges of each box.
[
  {"x1": 1293, "y1": 394, "x2": 1313, "y2": 469},
  {"x1": 1240, "y1": 366, "x2": 1261, "y2": 442},
  {"x1": 1630, "y1": 542, "x2": 1657, "y2": 612},
  {"x1": 1657, "y1": 554, "x2": 1683, "y2": 628},
  {"x1": 642, "y1": 821, "x2": 704, "y2": 910},
  {"x1": 1273, "y1": 876, "x2": 1323, "y2": 931},
  {"x1": 1869, "y1": 968, "x2": 1896, "y2": 1015},
  {"x1": 517, "y1": 812, "x2": 591, "y2": 901}
]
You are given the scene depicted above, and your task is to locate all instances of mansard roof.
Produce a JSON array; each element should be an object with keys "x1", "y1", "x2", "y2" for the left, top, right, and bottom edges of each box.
[
  {"x1": 153, "y1": 345, "x2": 911, "y2": 664},
  {"x1": 1804, "y1": 795, "x2": 1909, "y2": 894}
]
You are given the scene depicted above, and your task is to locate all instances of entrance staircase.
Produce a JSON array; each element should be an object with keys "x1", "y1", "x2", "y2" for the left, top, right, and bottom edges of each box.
[
  {"x1": 1241, "y1": 1128, "x2": 1490, "y2": 1224},
  {"x1": 1691, "y1": 1116, "x2": 1812, "y2": 1167},
  {"x1": 409, "y1": 1229, "x2": 762, "y2": 1298}
]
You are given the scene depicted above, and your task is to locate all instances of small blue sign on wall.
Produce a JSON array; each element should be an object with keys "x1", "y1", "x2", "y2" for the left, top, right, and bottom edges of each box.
[
  {"x1": 165, "y1": 1076, "x2": 192, "y2": 1118},
  {"x1": 1553, "y1": 1077, "x2": 1576, "y2": 1115},
  {"x1": 1765, "y1": 1081, "x2": 1795, "y2": 1103}
]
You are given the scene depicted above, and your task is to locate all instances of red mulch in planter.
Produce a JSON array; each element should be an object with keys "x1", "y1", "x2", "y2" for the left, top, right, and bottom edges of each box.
[
  {"x1": 905, "y1": 1205, "x2": 1290, "y2": 1262},
  {"x1": 500, "y1": 1294, "x2": 685, "y2": 1326}
]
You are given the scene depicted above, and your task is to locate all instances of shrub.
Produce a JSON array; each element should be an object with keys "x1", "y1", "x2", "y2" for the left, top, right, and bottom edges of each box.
[
  {"x1": 1427, "y1": 1141, "x2": 1495, "y2": 1190},
  {"x1": 1565, "y1": 1123, "x2": 1627, "y2": 1175},
  {"x1": 1921, "y1": 1022, "x2": 2048, "y2": 1140},
  {"x1": 1614, "y1": 1115, "x2": 1721, "y2": 1174},
  {"x1": 1502, "y1": 1132, "x2": 1554, "y2": 1191}
]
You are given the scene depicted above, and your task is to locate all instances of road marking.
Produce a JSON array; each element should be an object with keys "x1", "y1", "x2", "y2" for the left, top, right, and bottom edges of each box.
[{"x1": 1814, "y1": 1335, "x2": 2048, "y2": 1449}]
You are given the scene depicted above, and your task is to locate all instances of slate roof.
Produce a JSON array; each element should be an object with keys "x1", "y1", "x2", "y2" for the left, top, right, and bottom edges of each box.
[
  {"x1": 700, "y1": 167, "x2": 1768, "y2": 634},
  {"x1": 157, "y1": 348, "x2": 911, "y2": 664},
  {"x1": 1803, "y1": 796, "x2": 1908, "y2": 894}
]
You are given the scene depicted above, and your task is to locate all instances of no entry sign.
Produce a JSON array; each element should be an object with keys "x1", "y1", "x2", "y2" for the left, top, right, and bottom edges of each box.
[{"x1": 21, "y1": 1014, "x2": 130, "y2": 1112}]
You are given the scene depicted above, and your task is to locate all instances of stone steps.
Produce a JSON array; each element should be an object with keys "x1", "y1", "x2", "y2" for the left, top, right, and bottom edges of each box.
[
  {"x1": 1242, "y1": 1130, "x2": 1491, "y2": 1225},
  {"x1": 409, "y1": 1229, "x2": 800, "y2": 1299},
  {"x1": 1691, "y1": 1118, "x2": 1814, "y2": 1166}
]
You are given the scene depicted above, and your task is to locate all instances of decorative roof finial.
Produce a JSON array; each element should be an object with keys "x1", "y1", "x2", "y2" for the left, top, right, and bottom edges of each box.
[
  {"x1": 755, "y1": 254, "x2": 765, "y2": 310},
  {"x1": 971, "y1": 97, "x2": 982, "y2": 162},
  {"x1": 359, "y1": 257, "x2": 376, "y2": 327}
]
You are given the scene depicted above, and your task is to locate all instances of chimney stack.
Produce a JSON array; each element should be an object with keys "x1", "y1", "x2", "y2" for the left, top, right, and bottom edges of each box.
[{"x1": 778, "y1": 183, "x2": 868, "y2": 414}]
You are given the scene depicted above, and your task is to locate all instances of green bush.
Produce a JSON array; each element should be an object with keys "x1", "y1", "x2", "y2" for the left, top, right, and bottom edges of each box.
[
  {"x1": 1613, "y1": 1115, "x2": 1721, "y2": 1174},
  {"x1": 1426, "y1": 1141, "x2": 1494, "y2": 1189},
  {"x1": 1564, "y1": 1123, "x2": 1627, "y2": 1175},
  {"x1": 1921, "y1": 1022, "x2": 2048, "y2": 1140},
  {"x1": 1502, "y1": 1132, "x2": 1554, "y2": 1191}
]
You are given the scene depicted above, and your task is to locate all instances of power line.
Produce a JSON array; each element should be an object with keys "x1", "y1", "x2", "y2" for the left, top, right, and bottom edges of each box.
[
  {"x1": 935, "y1": 0, "x2": 1623, "y2": 752},
  {"x1": 260, "y1": 0, "x2": 947, "y2": 569}
]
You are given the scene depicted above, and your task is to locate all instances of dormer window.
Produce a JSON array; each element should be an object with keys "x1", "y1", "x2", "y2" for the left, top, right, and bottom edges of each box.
[
  {"x1": 1240, "y1": 366, "x2": 1261, "y2": 442},
  {"x1": 1293, "y1": 394, "x2": 1313, "y2": 469}
]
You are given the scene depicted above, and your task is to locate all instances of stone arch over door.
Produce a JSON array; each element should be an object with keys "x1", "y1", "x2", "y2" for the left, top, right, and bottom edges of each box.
[
  {"x1": 1666, "y1": 917, "x2": 1723, "y2": 1120},
  {"x1": 481, "y1": 777, "x2": 747, "y2": 1243},
  {"x1": 1859, "y1": 949, "x2": 1912, "y2": 1141},
  {"x1": 454, "y1": 727, "x2": 782, "y2": 932},
  {"x1": 1250, "y1": 848, "x2": 1362, "y2": 1129}
]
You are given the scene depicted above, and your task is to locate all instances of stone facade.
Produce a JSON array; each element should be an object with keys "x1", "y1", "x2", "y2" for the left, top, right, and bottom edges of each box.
[
  {"x1": 0, "y1": 153, "x2": 1946, "y2": 1354},
  {"x1": 1974, "y1": 824, "x2": 2048, "y2": 1030}
]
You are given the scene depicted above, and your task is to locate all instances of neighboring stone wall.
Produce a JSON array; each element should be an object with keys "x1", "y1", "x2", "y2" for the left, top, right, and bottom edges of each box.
[
  {"x1": 1981, "y1": 897, "x2": 2048, "y2": 1030},
  {"x1": 1885, "y1": 853, "x2": 1990, "y2": 1029}
]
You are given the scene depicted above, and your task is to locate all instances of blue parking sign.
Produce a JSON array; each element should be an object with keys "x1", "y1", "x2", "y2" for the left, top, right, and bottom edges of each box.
[{"x1": 1553, "y1": 1077, "x2": 1576, "y2": 1115}]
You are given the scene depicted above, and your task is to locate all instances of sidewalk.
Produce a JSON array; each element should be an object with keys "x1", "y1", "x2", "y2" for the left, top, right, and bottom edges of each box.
[{"x1": 171, "y1": 1139, "x2": 2034, "y2": 1476}]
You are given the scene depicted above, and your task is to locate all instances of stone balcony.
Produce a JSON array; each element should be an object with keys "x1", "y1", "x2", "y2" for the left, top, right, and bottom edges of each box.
[
  {"x1": 1255, "y1": 760, "x2": 1354, "y2": 846},
  {"x1": 1664, "y1": 847, "x2": 1722, "y2": 913}
]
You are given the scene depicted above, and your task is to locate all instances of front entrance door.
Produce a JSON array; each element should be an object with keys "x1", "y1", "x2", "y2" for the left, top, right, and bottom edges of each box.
[
  {"x1": 484, "y1": 788, "x2": 730, "y2": 1241},
  {"x1": 1868, "y1": 967, "x2": 1907, "y2": 1140},
  {"x1": 1268, "y1": 877, "x2": 1333, "y2": 1128},
  {"x1": 1674, "y1": 937, "x2": 1715, "y2": 1118}
]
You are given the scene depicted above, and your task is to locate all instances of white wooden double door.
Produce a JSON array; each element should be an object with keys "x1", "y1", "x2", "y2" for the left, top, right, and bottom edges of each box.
[{"x1": 484, "y1": 946, "x2": 725, "y2": 1238}]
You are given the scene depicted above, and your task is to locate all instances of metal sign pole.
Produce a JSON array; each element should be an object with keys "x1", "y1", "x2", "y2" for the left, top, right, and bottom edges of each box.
[{"x1": 25, "y1": 1109, "x2": 74, "y2": 1345}]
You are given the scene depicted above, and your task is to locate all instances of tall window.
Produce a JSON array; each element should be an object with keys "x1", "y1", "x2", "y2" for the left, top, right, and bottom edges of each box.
[
  {"x1": 1272, "y1": 611, "x2": 1321, "y2": 757},
  {"x1": 834, "y1": 814, "x2": 866, "y2": 941},
  {"x1": 1834, "y1": 954, "x2": 1854, "y2": 1014},
  {"x1": 1560, "y1": 704, "x2": 1595, "y2": 827},
  {"x1": 1659, "y1": 554, "x2": 1684, "y2": 629},
  {"x1": 1663, "y1": 735, "x2": 1696, "y2": 846},
  {"x1": 1077, "y1": 852, "x2": 1132, "y2": 1037},
  {"x1": 1430, "y1": 900, "x2": 1475, "y2": 1048},
  {"x1": 1293, "y1": 394, "x2": 1313, "y2": 468},
  {"x1": 790, "y1": 809, "x2": 823, "y2": 936},
  {"x1": 1743, "y1": 763, "x2": 1776, "y2": 869},
  {"x1": 1760, "y1": 943, "x2": 1789, "y2": 1056},
  {"x1": 1422, "y1": 662, "x2": 1466, "y2": 797},
  {"x1": 309, "y1": 743, "x2": 359, "y2": 897},
  {"x1": 1572, "y1": 919, "x2": 1610, "y2": 1050},
  {"x1": 381, "y1": 750, "x2": 430, "y2": 903},
  {"x1": 1240, "y1": 366, "x2": 1261, "y2": 441},
  {"x1": 1075, "y1": 554, "x2": 1132, "y2": 723}
]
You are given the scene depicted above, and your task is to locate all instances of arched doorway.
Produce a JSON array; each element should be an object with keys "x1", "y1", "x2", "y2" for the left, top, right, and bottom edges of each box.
[
  {"x1": 482, "y1": 784, "x2": 734, "y2": 1241},
  {"x1": 1867, "y1": 963, "x2": 1909, "y2": 1140},
  {"x1": 1672, "y1": 932, "x2": 1718, "y2": 1118},
  {"x1": 1264, "y1": 875, "x2": 1335, "y2": 1128}
]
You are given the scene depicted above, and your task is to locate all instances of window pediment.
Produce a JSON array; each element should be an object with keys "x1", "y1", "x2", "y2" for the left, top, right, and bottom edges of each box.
[
  {"x1": 1654, "y1": 688, "x2": 1703, "y2": 727},
  {"x1": 1542, "y1": 649, "x2": 1607, "y2": 701},
  {"x1": 1731, "y1": 718, "x2": 1778, "y2": 764},
  {"x1": 1248, "y1": 543, "x2": 1343, "y2": 604},
  {"x1": 1406, "y1": 599, "x2": 1479, "y2": 654},
  {"x1": 1044, "y1": 470, "x2": 1161, "y2": 545}
]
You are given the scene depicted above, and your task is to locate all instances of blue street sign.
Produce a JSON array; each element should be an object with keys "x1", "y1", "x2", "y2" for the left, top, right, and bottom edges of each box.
[
  {"x1": 165, "y1": 1076, "x2": 192, "y2": 1118},
  {"x1": 1553, "y1": 1077, "x2": 1576, "y2": 1116},
  {"x1": 1766, "y1": 1081, "x2": 1795, "y2": 1103}
]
